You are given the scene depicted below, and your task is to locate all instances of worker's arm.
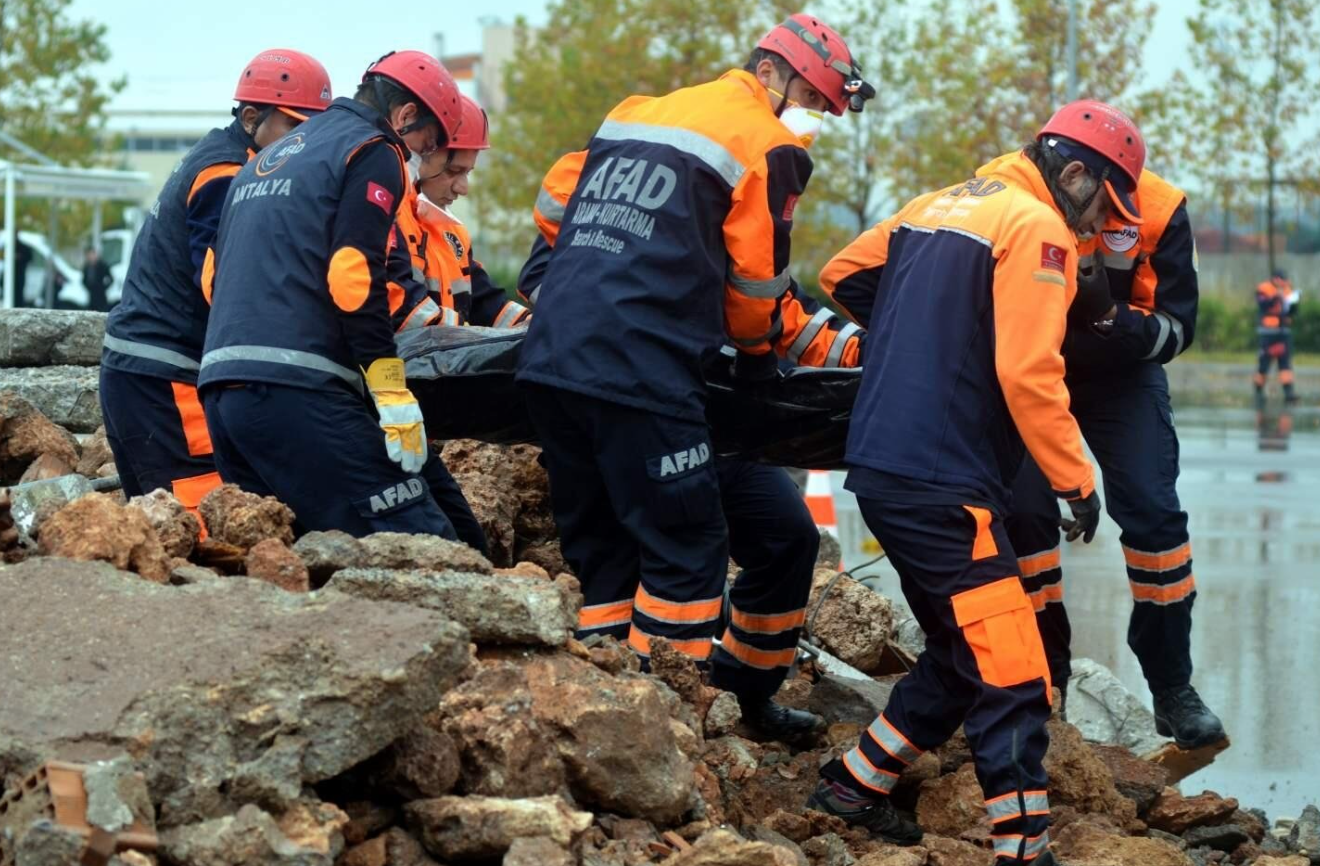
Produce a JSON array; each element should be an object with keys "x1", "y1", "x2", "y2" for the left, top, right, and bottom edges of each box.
[
  {"x1": 818, "y1": 215, "x2": 897, "y2": 327},
  {"x1": 722, "y1": 144, "x2": 812, "y2": 359},
  {"x1": 184, "y1": 162, "x2": 243, "y2": 294},
  {"x1": 1103, "y1": 202, "x2": 1199, "y2": 363},
  {"x1": 466, "y1": 247, "x2": 530, "y2": 328},
  {"x1": 328, "y1": 140, "x2": 407, "y2": 366},
  {"x1": 773, "y1": 283, "x2": 863, "y2": 367},
  {"x1": 993, "y1": 212, "x2": 1095, "y2": 501},
  {"x1": 534, "y1": 150, "x2": 588, "y2": 247},
  {"x1": 387, "y1": 222, "x2": 442, "y2": 333},
  {"x1": 516, "y1": 234, "x2": 553, "y2": 307}
]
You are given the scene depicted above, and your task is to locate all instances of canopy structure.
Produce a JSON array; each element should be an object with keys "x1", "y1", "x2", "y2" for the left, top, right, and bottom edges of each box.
[{"x1": 1, "y1": 143, "x2": 153, "y2": 307}]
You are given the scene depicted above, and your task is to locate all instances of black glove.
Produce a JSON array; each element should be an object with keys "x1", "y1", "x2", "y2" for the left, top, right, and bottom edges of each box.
[
  {"x1": 1059, "y1": 490, "x2": 1102, "y2": 543},
  {"x1": 731, "y1": 349, "x2": 780, "y2": 384},
  {"x1": 1069, "y1": 252, "x2": 1114, "y2": 327}
]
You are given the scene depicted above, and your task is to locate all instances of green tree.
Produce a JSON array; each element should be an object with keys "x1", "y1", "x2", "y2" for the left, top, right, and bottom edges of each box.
[
  {"x1": 0, "y1": 0, "x2": 125, "y2": 238},
  {"x1": 472, "y1": 0, "x2": 794, "y2": 260},
  {"x1": 1173, "y1": 0, "x2": 1320, "y2": 270}
]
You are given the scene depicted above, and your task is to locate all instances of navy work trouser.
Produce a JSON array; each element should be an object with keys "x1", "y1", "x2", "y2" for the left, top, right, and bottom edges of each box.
[
  {"x1": 1005, "y1": 361, "x2": 1194, "y2": 691},
  {"x1": 523, "y1": 384, "x2": 817, "y2": 700},
  {"x1": 828, "y1": 490, "x2": 1053, "y2": 865},
  {"x1": 201, "y1": 381, "x2": 484, "y2": 551},
  {"x1": 1255, "y1": 332, "x2": 1296, "y2": 399},
  {"x1": 100, "y1": 366, "x2": 223, "y2": 518}
]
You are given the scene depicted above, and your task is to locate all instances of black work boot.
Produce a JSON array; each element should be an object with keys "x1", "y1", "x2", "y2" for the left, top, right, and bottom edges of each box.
[
  {"x1": 737, "y1": 694, "x2": 825, "y2": 744},
  {"x1": 1284, "y1": 383, "x2": 1299, "y2": 404},
  {"x1": 1152, "y1": 683, "x2": 1226, "y2": 749},
  {"x1": 805, "y1": 776, "x2": 924, "y2": 846}
]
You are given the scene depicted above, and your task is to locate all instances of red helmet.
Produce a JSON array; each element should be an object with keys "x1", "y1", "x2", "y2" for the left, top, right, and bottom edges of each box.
[
  {"x1": 449, "y1": 96, "x2": 490, "y2": 151},
  {"x1": 362, "y1": 50, "x2": 462, "y2": 143},
  {"x1": 233, "y1": 49, "x2": 332, "y2": 120},
  {"x1": 757, "y1": 14, "x2": 868, "y2": 116},
  {"x1": 1038, "y1": 100, "x2": 1146, "y2": 224}
]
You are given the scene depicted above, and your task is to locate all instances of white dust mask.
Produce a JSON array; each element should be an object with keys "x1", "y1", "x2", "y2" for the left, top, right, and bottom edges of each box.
[{"x1": 780, "y1": 105, "x2": 825, "y2": 149}]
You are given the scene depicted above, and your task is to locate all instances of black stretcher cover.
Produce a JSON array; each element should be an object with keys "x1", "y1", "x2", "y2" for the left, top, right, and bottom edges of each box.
[{"x1": 399, "y1": 327, "x2": 861, "y2": 469}]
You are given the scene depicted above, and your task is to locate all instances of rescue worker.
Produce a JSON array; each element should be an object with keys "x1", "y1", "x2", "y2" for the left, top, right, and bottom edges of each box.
[
  {"x1": 809, "y1": 102, "x2": 1147, "y2": 863},
  {"x1": 1255, "y1": 269, "x2": 1300, "y2": 405},
  {"x1": 377, "y1": 95, "x2": 524, "y2": 555},
  {"x1": 514, "y1": 14, "x2": 873, "y2": 735},
  {"x1": 1001, "y1": 137, "x2": 1225, "y2": 749},
  {"x1": 100, "y1": 50, "x2": 331, "y2": 518},
  {"x1": 199, "y1": 51, "x2": 466, "y2": 538},
  {"x1": 392, "y1": 95, "x2": 530, "y2": 333},
  {"x1": 518, "y1": 154, "x2": 862, "y2": 741}
]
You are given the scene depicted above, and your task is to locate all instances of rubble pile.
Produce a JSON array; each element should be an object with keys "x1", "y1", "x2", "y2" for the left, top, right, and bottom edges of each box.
[{"x1": 0, "y1": 380, "x2": 1314, "y2": 866}]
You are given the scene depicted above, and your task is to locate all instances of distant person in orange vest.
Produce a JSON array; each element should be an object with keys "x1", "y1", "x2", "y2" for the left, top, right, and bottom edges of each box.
[{"x1": 1254, "y1": 268, "x2": 1300, "y2": 405}]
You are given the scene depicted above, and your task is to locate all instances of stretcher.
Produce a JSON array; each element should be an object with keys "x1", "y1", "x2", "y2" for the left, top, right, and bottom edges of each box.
[{"x1": 399, "y1": 326, "x2": 861, "y2": 469}]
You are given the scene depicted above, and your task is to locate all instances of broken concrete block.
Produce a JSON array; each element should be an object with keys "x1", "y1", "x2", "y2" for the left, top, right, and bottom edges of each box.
[
  {"x1": 1144, "y1": 737, "x2": 1231, "y2": 785},
  {"x1": 1184, "y1": 824, "x2": 1251, "y2": 853},
  {"x1": 704, "y1": 692, "x2": 742, "y2": 738},
  {"x1": 1068, "y1": 657, "x2": 1168, "y2": 755},
  {"x1": 291, "y1": 530, "x2": 364, "y2": 586},
  {"x1": 358, "y1": 532, "x2": 493, "y2": 574},
  {"x1": 199, "y1": 484, "x2": 295, "y2": 550},
  {"x1": 440, "y1": 440, "x2": 555, "y2": 567},
  {"x1": 0, "y1": 558, "x2": 470, "y2": 827},
  {"x1": 0, "y1": 367, "x2": 102, "y2": 433},
  {"x1": 1289, "y1": 805, "x2": 1320, "y2": 863},
  {"x1": 339, "y1": 836, "x2": 387, "y2": 866},
  {"x1": 515, "y1": 540, "x2": 570, "y2": 578},
  {"x1": 1147, "y1": 789, "x2": 1240, "y2": 835},
  {"x1": 404, "y1": 795, "x2": 592, "y2": 861},
  {"x1": 37, "y1": 494, "x2": 171, "y2": 582},
  {"x1": 916, "y1": 763, "x2": 987, "y2": 839},
  {"x1": 17, "y1": 451, "x2": 74, "y2": 484},
  {"x1": 76, "y1": 425, "x2": 114, "y2": 478},
  {"x1": 503, "y1": 835, "x2": 575, "y2": 866},
  {"x1": 326, "y1": 567, "x2": 576, "y2": 646},
  {"x1": 12, "y1": 820, "x2": 92, "y2": 866},
  {"x1": 661, "y1": 829, "x2": 802, "y2": 866},
  {"x1": 127, "y1": 489, "x2": 200, "y2": 559},
  {"x1": 806, "y1": 671, "x2": 899, "y2": 726},
  {"x1": 245, "y1": 539, "x2": 311, "y2": 593},
  {"x1": 159, "y1": 803, "x2": 341, "y2": 866},
  {"x1": 0, "y1": 309, "x2": 107, "y2": 367},
  {"x1": 369, "y1": 726, "x2": 461, "y2": 801},
  {"x1": 1052, "y1": 820, "x2": 1193, "y2": 865},
  {"x1": 1090, "y1": 742, "x2": 1169, "y2": 815},
  {"x1": 1044, "y1": 719, "x2": 1138, "y2": 827},
  {"x1": 436, "y1": 661, "x2": 569, "y2": 799},
  {"x1": 805, "y1": 568, "x2": 895, "y2": 673},
  {"x1": 0, "y1": 390, "x2": 80, "y2": 482}
]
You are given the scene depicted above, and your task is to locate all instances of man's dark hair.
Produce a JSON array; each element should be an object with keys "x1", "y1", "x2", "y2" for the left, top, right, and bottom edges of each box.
[
  {"x1": 743, "y1": 48, "x2": 795, "y2": 79},
  {"x1": 356, "y1": 76, "x2": 436, "y2": 126},
  {"x1": 1024, "y1": 137, "x2": 1100, "y2": 229}
]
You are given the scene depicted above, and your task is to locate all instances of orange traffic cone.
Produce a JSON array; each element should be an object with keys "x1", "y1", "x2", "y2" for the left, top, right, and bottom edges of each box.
[{"x1": 804, "y1": 470, "x2": 843, "y2": 570}]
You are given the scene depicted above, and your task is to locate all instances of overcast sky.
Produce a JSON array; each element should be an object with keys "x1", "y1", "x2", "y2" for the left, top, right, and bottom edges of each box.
[{"x1": 73, "y1": 0, "x2": 1203, "y2": 114}]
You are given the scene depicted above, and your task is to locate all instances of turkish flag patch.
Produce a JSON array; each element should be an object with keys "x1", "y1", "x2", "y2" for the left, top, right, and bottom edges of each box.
[
  {"x1": 367, "y1": 181, "x2": 395, "y2": 214},
  {"x1": 782, "y1": 194, "x2": 799, "y2": 221},
  {"x1": 1041, "y1": 242, "x2": 1067, "y2": 273}
]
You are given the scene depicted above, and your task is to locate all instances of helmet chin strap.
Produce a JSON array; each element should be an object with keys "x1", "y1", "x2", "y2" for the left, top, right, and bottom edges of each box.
[
  {"x1": 1048, "y1": 168, "x2": 1104, "y2": 233},
  {"x1": 772, "y1": 72, "x2": 799, "y2": 117}
]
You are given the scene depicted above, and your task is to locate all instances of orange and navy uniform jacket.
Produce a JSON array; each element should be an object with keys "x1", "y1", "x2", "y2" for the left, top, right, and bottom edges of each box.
[
  {"x1": 1031, "y1": 165, "x2": 1198, "y2": 376},
  {"x1": 1256, "y1": 277, "x2": 1297, "y2": 334},
  {"x1": 200, "y1": 98, "x2": 408, "y2": 394},
  {"x1": 103, "y1": 119, "x2": 256, "y2": 382},
  {"x1": 388, "y1": 190, "x2": 531, "y2": 332},
  {"x1": 820, "y1": 151, "x2": 1096, "y2": 512},
  {"x1": 514, "y1": 70, "x2": 861, "y2": 422}
]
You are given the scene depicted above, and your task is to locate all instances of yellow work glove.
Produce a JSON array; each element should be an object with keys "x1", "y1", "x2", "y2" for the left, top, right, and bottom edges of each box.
[{"x1": 364, "y1": 358, "x2": 427, "y2": 474}]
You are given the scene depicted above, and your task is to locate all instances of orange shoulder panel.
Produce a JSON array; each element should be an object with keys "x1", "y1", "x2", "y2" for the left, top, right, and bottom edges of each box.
[
  {"x1": 535, "y1": 150, "x2": 588, "y2": 246},
  {"x1": 187, "y1": 162, "x2": 242, "y2": 205}
]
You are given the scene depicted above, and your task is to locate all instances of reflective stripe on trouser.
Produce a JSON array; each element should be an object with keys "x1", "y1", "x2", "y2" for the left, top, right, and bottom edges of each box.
[
  {"x1": 829, "y1": 490, "x2": 1051, "y2": 864},
  {"x1": 98, "y1": 366, "x2": 221, "y2": 534},
  {"x1": 1258, "y1": 333, "x2": 1297, "y2": 397},
  {"x1": 709, "y1": 461, "x2": 819, "y2": 700},
  {"x1": 1006, "y1": 455, "x2": 1072, "y2": 688},
  {"x1": 522, "y1": 384, "x2": 728, "y2": 667},
  {"x1": 1068, "y1": 362, "x2": 1196, "y2": 689}
]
